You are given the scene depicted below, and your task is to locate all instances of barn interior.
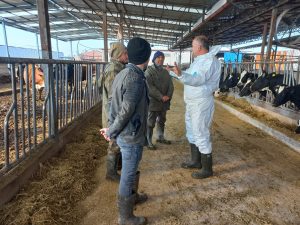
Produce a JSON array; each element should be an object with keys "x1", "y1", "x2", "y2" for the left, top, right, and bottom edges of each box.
[{"x1": 0, "y1": 1, "x2": 300, "y2": 225}]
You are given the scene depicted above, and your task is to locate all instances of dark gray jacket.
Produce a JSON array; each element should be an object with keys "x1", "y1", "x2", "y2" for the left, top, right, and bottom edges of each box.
[
  {"x1": 107, "y1": 63, "x2": 149, "y2": 145},
  {"x1": 145, "y1": 64, "x2": 174, "y2": 111}
]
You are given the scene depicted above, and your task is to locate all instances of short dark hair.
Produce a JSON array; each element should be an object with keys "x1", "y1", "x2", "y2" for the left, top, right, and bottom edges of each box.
[{"x1": 193, "y1": 35, "x2": 209, "y2": 51}]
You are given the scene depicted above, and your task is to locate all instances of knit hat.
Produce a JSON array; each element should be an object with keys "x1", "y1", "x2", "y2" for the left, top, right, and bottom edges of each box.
[
  {"x1": 109, "y1": 42, "x2": 126, "y2": 60},
  {"x1": 152, "y1": 51, "x2": 165, "y2": 63},
  {"x1": 127, "y1": 37, "x2": 151, "y2": 65}
]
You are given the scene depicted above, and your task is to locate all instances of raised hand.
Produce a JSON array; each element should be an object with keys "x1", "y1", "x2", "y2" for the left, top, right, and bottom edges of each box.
[{"x1": 173, "y1": 62, "x2": 182, "y2": 76}]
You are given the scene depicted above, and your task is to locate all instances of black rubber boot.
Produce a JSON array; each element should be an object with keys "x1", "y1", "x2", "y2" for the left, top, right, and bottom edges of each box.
[
  {"x1": 181, "y1": 144, "x2": 202, "y2": 169},
  {"x1": 192, "y1": 153, "x2": 213, "y2": 179},
  {"x1": 118, "y1": 194, "x2": 147, "y2": 225},
  {"x1": 106, "y1": 153, "x2": 121, "y2": 181},
  {"x1": 156, "y1": 125, "x2": 171, "y2": 144},
  {"x1": 146, "y1": 127, "x2": 156, "y2": 150},
  {"x1": 133, "y1": 171, "x2": 148, "y2": 205}
]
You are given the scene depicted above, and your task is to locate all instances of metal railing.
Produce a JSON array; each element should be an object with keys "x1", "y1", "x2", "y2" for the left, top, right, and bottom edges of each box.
[
  {"x1": 0, "y1": 57, "x2": 107, "y2": 176},
  {"x1": 221, "y1": 58, "x2": 300, "y2": 112}
]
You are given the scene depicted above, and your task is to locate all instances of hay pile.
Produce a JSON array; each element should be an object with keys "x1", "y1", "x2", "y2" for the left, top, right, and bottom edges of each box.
[
  {"x1": 0, "y1": 107, "x2": 107, "y2": 225},
  {"x1": 217, "y1": 95, "x2": 300, "y2": 141}
]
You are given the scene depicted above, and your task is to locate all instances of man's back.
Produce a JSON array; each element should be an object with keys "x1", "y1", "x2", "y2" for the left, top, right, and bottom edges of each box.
[{"x1": 108, "y1": 64, "x2": 149, "y2": 145}]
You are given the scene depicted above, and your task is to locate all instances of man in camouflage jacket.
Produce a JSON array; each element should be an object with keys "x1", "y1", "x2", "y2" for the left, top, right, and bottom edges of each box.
[{"x1": 102, "y1": 42, "x2": 128, "y2": 181}]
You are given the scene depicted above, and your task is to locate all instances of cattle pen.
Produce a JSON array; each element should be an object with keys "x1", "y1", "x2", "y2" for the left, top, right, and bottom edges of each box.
[{"x1": 0, "y1": 0, "x2": 300, "y2": 225}]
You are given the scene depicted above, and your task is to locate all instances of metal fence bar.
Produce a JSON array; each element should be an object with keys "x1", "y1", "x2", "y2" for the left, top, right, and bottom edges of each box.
[
  {"x1": 32, "y1": 64, "x2": 37, "y2": 147},
  {"x1": 19, "y1": 64, "x2": 26, "y2": 157},
  {"x1": 11, "y1": 64, "x2": 20, "y2": 161},
  {"x1": 42, "y1": 92, "x2": 49, "y2": 141},
  {"x1": 0, "y1": 57, "x2": 106, "y2": 177},
  {"x1": 25, "y1": 64, "x2": 32, "y2": 151}
]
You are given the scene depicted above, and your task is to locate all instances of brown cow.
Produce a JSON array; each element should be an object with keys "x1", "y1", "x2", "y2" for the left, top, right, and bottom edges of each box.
[{"x1": 23, "y1": 64, "x2": 45, "y2": 100}]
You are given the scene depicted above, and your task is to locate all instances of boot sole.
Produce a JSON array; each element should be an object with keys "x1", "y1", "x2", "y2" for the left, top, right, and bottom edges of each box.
[
  {"x1": 191, "y1": 172, "x2": 213, "y2": 179},
  {"x1": 181, "y1": 164, "x2": 202, "y2": 169}
]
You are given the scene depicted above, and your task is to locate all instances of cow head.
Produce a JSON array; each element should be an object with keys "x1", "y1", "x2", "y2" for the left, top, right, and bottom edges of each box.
[
  {"x1": 272, "y1": 86, "x2": 291, "y2": 107},
  {"x1": 250, "y1": 71, "x2": 268, "y2": 92},
  {"x1": 239, "y1": 79, "x2": 253, "y2": 97},
  {"x1": 35, "y1": 65, "x2": 44, "y2": 80}
]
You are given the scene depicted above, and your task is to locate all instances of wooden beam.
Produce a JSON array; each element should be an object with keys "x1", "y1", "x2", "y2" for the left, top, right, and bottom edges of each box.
[
  {"x1": 36, "y1": 0, "x2": 52, "y2": 59},
  {"x1": 266, "y1": 8, "x2": 278, "y2": 66},
  {"x1": 103, "y1": 0, "x2": 108, "y2": 62},
  {"x1": 260, "y1": 23, "x2": 268, "y2": 70}
]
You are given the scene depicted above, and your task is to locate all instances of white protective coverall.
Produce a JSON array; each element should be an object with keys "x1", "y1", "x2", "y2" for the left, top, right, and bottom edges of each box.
[{"x1": 170, "y1": 46, "x2": 221, "y2": 154}]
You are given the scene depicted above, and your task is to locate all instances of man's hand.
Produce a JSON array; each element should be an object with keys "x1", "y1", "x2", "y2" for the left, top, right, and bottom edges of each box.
[
  {"x1": 99, "y1": 128, "x2": 111, "y2": 141},
  {"x1": 173, "y1": 62, "x2": 181, "y2": 76},
  {"x1": 162, "y1": 96, "x2": 170, "y2": 102},
  {"x1": 166, "y1": 62, "x2": 181, "y2": 78}
]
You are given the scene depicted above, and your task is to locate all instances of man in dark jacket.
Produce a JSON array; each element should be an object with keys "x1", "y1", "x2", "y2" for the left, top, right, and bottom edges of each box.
[
  {"x1": 100, "y1": 37, "x2": 151, "y2": 225},
  {"x1": 145, "y1": 51, "x2": 174, "y2": 150},
  {"x1": 102, "y1": 42, "x2": 128, "y2": 181}
]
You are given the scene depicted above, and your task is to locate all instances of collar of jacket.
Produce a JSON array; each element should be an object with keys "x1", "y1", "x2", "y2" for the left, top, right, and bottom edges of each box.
[
  {"x1": 126, "y1": 63, "x2": 145, "y2": 78},
  {"x1": 194, "y1": 53, "x2": 209, "y2": 61},
  {"x1": 111, "y1": 58, "x2": 126, "y2": 66}
]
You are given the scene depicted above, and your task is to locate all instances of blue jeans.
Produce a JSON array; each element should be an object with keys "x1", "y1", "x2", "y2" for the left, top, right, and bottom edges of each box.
[{"x1": 117, "y1": 138, "x2": 144, "y2": 197}]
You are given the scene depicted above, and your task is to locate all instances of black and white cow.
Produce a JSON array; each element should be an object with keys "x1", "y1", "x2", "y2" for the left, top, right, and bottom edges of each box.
[
  {"x1": 219, "y1": 70, "x2": 244, "y2": 92},
  {"x1": 273, "y1": 84, "x2": 300, "y2": 109},
  {"x1": 273, "y1": 84, "x2": 300, "y2": 134},
  {"x1": 238, "y1": 72, "x2": 259, "y2": 96},
  {"x1": 250, "y1": 72, "x2": 285, "y2": 97}
]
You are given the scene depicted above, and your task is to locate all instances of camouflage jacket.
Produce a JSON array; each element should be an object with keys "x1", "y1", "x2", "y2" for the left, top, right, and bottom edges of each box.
[{"x1": 102, "y1": 59, "x2": 125, "y2": 127}]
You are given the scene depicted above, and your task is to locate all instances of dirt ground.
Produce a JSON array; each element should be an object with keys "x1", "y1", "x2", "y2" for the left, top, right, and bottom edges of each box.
[{"x1": 1, "y1": 81, "x2": 300, "y2": 225}]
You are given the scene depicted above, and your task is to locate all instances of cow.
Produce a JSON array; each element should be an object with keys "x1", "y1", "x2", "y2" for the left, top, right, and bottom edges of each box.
[
  {"x1": 21, "y1": 64, "x2": 45, "y2": 100},
  {"x1": 53, "y1": 64, "x2": 88, "y2": 94},
  {"x1": 219, "y1": 70, "x2": 241, "y2": 92},
  {"x1": 250, "y1": 72, "x2": 285, "y2": 97},
  {"x1": 237, "y1": 71, "x2": 258, "y2": 93},
  {"x1": 272, "y1": 85, "x2": 300, "y2": 134},
  {"x1": 238, "y1": 72, "x2": 259, "y2": 97},
  {"x1": 273, "y1": 84, "x2": 300, "y2": 109}
]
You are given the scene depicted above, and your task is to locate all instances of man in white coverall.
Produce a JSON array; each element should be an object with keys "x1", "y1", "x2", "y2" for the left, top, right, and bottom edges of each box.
[{"x1": 167, "y1": 35, "x2": 221, "y2": 179}]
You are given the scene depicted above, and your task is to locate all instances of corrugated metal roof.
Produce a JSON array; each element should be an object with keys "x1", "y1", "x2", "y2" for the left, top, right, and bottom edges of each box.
[
  {"x1": 172, "y1": 0, "x2": 300, "y2": 49},
  {"x1": 0, "y1": 0, "x2": 218, "y2": 46}
]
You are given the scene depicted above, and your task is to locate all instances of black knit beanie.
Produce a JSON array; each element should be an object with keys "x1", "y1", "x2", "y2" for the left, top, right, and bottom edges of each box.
[{"x1": 127, "y1": 37, "x2": 151, "y2": 65}]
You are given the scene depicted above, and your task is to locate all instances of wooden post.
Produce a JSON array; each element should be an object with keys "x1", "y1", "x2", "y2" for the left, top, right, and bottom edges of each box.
[
  {"x1": 179, "y1": 48, "x2": 182, "y2": 67},
  {"x1": 260, "y1": 23, "x2": 268, "y2": 70},
  {"x1": 36, "y1": 0, "x2": 57, "y2": 137},
  {"x1": 119, "y1": 13, "x2": 124, "y2": 44},
  {"x1": 1, "y1": 19, "x2": 10, "y2": 58},
  {"x1": 103, "y1": 0, "x2": 108, "y2": 62},
  {"x1": 266, "y1": 8, "x2": 278, "y2": 72},
  {"x1": 36, "y1": 0, "x2": 52, "y2": 59}
]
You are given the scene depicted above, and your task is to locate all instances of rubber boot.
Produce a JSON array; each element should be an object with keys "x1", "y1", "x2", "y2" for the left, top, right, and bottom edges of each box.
[
  {"x1": 156, "y1": 125, "x2": 171, "y2": 144},
  {"x1": 118, "y1": 194, "x2": 147, "y2": 225},
  {"x1": 146, "y1": 127, "x2": 156, "y2": 150},
  {"x1": 192, "y1": 153, "x2": 213, "y2": 179},
  {"x1": 181, "y1": 144, "x2": 202, "y2": 169},
  {"x1": 117, "y1": 152, "x2": 122, "y2": 171},
  {"x1": 106, "y1": 153, "x2": 121, "y2": 181},
  {"x1": 133, "y1": 171, "x2": 148, "y2": 205}
]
